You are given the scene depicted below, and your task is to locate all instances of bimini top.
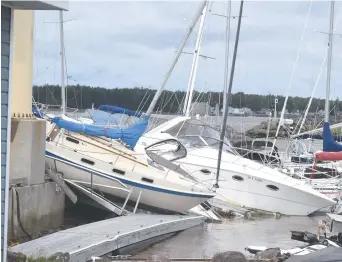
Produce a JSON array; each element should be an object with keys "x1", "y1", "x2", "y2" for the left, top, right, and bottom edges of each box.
[
  {"x1": 98, "y1": 105, "x2": 142, "y2": 117},
  {"x1": 51, "y1": 115, "x2": 149, "y2": 149}
]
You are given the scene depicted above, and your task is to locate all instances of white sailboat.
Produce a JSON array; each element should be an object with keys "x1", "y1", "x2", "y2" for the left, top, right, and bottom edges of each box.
[{"x1": 43, "y1": 10, "x2": 216, "y2": 214}]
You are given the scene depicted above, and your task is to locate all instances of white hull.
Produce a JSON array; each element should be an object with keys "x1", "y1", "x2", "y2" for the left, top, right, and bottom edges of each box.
[
  {"x1": 136, "y1": 117, "x2": 335, "y2": 216},
  {"x1": 45, "y1": 130, "x2": 215, "y2": 214},
  {"x1": 177, "y1": 150, "x2": 334, "y2": 216},
  {"x1": 46, "y1": 154, "x2": 210, "y2": 213}
]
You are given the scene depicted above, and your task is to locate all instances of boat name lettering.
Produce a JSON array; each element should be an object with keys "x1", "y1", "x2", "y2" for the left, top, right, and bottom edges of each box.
[{"x1": 248, "y1": 176, "x2": 262, "y2": 182}]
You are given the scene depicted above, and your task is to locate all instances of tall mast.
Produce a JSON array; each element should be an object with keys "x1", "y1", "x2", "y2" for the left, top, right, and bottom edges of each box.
[
  {"x1": 183, "y1": 2, "x2": 208, "y2": 116},
  {"x1": 59, "y1": 11, "x2": 66, "y2": 115},
  {"x1": 215, "y1": 0, "x2": 244, "y2": 188},
  {"x1": 297, "y1": 50, "x2": 328, "y2": 135},
  {"x1": 325, "y1": 0, "x2": 334, "y2": 123},
  {"x1": 146, "y1": 1, "x2": 208, "y2": 116},
  {"x1": 222, "y1": 0, "x2": 232, "y2": 127}
]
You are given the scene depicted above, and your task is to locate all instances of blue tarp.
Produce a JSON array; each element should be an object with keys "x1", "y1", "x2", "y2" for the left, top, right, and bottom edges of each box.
[
  {"x1": 86, "y1": 109, "x2": 125, "y2": 126},
  {"x1": 32, "y1": 106, "x2": 44, "y2": 118},
  {"x1": 98, "y1": 105, "x2": 142, "y2": 117},
  {"x1": 51, "y1": 116, "x2": 149, "y2": 149},
  {"x1": 323, "y1": 122, "x2": 342, "y2": 152}
]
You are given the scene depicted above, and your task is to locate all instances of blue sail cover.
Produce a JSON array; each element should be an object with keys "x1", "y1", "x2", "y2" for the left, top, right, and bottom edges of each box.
[
  {"x1": 52, "y1": 116, "x2": 149, "y2": 149},
  {"x1": 86, "y1": 109, "x2": 125, "y2": 126},
  {"x1": 323, "y1": 122, "x2": 342, "y2": 152},
  {"x1": 32, "y1": 106, "x2": 44, "y2": 118},
  {"x1": 98, "y1": 105, "x2": 142, "y2": 117}
]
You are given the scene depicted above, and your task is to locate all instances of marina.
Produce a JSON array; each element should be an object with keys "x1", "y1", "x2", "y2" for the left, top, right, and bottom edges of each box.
[{"x1": 1, "y1": 0, "x2": 342, "y2": 261}]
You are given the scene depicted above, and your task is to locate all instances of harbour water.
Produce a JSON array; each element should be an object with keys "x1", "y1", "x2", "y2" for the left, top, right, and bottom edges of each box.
[{"x1": 136, "y1": 215, "x2": 325, "y2": 259}]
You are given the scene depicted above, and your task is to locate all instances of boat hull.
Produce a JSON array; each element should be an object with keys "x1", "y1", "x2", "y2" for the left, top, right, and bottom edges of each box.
[
  {"x1": 178, "y1": 162, "x2": 335, "y2": 216},
  {"x1": 45, "y1": 150, "x2": 214, "y2": 214}
]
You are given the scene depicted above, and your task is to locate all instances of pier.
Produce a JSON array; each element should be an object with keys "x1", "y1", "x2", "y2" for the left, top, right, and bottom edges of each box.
[{"x1": 9, "y1": 214, "x2": 205, "y2": 261}]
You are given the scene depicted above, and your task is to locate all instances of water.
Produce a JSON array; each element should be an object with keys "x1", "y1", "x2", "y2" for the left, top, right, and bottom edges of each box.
[{"x1": 136, "y1": 215, "x2": 324, "y2": 259}]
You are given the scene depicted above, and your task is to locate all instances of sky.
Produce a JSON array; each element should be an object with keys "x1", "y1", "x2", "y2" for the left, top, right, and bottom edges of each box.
[{"x1": 33, "y1": 1, "x2": 342, "y2": 99}]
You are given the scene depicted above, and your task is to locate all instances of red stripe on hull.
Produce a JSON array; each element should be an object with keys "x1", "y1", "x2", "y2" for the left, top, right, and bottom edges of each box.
[{"x1": 315, "y1": 151, "x2": 342, "y2": 161}]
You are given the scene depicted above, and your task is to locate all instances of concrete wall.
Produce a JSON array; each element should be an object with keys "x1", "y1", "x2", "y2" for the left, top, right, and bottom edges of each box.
[
  {"x1": 10, "y1": 119, "x2": 46, "y2": 186},
  {"x1": 1, "y1": 5, "x2": 12, "y2": 258},
  {"x1": 8, "y1": 182, "x2": 65, "y2": 240},
  {"x1": 11, "y1": 10, "x2": 34, "y2": 117}
]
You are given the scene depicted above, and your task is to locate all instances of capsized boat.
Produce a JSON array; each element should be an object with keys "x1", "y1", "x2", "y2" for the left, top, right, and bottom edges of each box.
[
  {"x1": 136, "y1": 116, "x2": 335, "y2": 216},
  {"x1": 45, "y1": 115, "x2": 216, "y2": 214}
]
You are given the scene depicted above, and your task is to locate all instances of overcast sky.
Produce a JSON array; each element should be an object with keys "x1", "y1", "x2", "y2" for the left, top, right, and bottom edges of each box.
[{"x1": 33, "y1": 1, "x2": 341, "y2": 98}]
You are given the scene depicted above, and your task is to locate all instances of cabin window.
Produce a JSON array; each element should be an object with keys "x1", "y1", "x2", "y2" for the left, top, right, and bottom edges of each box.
[
  {"x1": 266, "y1": 185, "x2": 279, "y2": 191},
  {"x1": 232, "y1": 175, "x2": 244, "y2": 181},
  {"x1": 113, "y1": 168, "x2": 125, "y2": 175},
  {"x1": 200, "y1": 169, "x2": 211, "y2": 175},
  {"x1": 142, "y1": 177, "x2": 154, "y2": 184},
  {"x1": 81, "y1": 158, "x2": 95, "y2": 165},
  {"x1": 66, "y1": 136, "x2": 79, "y2": 144}
]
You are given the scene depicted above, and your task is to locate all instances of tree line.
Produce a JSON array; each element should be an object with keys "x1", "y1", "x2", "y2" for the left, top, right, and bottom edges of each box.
[{"x1": 33, "y1": 85, "x2": 341, "y2": 115}]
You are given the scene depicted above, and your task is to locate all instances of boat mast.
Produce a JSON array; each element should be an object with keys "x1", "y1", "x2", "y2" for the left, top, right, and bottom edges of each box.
[
  {"x1": 59, "y1": 11, "x2": 66, "y2": 115},
  {"x1": 325, "y1": 0, "x2": 334, "y2": 123},
  {"x1": 146, "y1": 1, "x2": 208, "y2": 116},
  {"x1": 183, "y1": 2, "x2": 208, "y2": 116},
  {"x1": 215, "y1": 0, "x2": 244, "y2": 188},
  {"x1": 222, "y1": 0, "x2": 232, "y2": 128},
  {"x1": 297, "y1": 50, "x2": 328, "y2": 135}
]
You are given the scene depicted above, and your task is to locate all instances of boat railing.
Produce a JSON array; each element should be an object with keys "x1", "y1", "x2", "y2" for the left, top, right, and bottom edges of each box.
[
  {"x1": 287, "y1": 164, "x2": 342, "y2": 181},
  {"x1": 46, "y1": 160, "x2": 144, "y2": 215},
  {"x1": 200, "y1": 201, "x2": 226, "y2": 222},
  {"x1": 230, "y1": 146, "x2": 282, "y2": 168}
]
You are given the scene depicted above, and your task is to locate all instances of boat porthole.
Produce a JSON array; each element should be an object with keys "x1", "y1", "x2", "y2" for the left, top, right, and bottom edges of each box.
[
  {"x1": 113, "y1": 168, "x2": 125, "y2": 175},
  {"x1": 142, "y1": 177, "x2": 154, "y2": 184},
  {"x1": 200, "y1": 169, "x2": 211, "y2": 175},
  {"x1": 232, "y1": 175, "x2": 244, "y2": 181},
  {"x1": 266, "y1": 185, "x2": 279, "y2": 191},
  {"x1": 66, "y1": 136, "x2": 79, "y2": 144},
  {"x1": 81, "y1": 158, "x2": 95, "y2": 165}
]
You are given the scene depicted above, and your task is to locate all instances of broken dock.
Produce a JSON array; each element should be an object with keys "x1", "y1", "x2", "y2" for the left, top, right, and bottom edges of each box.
[{"x1": 9, "y1": 214, "x2": 205, "y2": 261}]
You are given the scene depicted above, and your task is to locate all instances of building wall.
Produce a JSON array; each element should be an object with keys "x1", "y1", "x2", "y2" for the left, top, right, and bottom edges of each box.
[
  {"x1": 1, "y1": 5, "x2": 12, "y2": 258},
  {"x1": 11, "y1": 10, "x2": 34, "y2": 117}
]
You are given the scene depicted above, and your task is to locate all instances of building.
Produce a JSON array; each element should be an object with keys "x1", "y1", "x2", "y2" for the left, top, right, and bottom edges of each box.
[
  {"x1": 1, "y1": 2, "x2": 68, "y2": 260},
  {"x1": 241, "y1": 107, "x2": 252, "y2": 115}
]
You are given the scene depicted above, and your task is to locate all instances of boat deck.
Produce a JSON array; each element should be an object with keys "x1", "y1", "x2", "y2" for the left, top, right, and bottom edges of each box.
[{"x1": 9, "y1": 214, "x2": 205, "y2": 261}]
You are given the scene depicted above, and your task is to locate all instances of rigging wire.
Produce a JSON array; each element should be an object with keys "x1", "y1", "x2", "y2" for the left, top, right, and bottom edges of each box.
[
  {"x1": 271, "y1": 0, "x2": 313, "y2": 153},
  {"x1": 297, "y1": 11, "x2": 341, "y2": 135}
]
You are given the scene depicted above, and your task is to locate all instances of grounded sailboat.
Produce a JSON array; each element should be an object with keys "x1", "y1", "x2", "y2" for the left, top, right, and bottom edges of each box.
[
  {"x1": 315, "y1": 1, "x2": 342, "y2": 162},
  {"x1": 40, "y1": 9, "x2": 216, "y2": 214}
]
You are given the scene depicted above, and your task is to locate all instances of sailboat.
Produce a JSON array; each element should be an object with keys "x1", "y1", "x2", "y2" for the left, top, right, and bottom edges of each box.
[
  {"x1": 136, "y1": 0, "x2": 335, "y2": 216},
  {"x1": 314, "y1": 1, "x2": 342, "y2": 161},
  {"x1": 42, "y1": 10, "x2": 216, "y2": 214}
]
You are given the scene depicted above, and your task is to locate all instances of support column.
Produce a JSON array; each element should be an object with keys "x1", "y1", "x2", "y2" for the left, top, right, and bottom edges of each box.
[
  {"x1": 11, "y1": 10, "x2": 35, "y2": 118},
  {"x1": 10, "y1": 10, "x2": 46, "y2": 186}
]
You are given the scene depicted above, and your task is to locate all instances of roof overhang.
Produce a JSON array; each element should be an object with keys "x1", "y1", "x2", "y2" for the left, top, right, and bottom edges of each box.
[{"x1": 2, "y1": 1, "x2": 69, "y2": 11}]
